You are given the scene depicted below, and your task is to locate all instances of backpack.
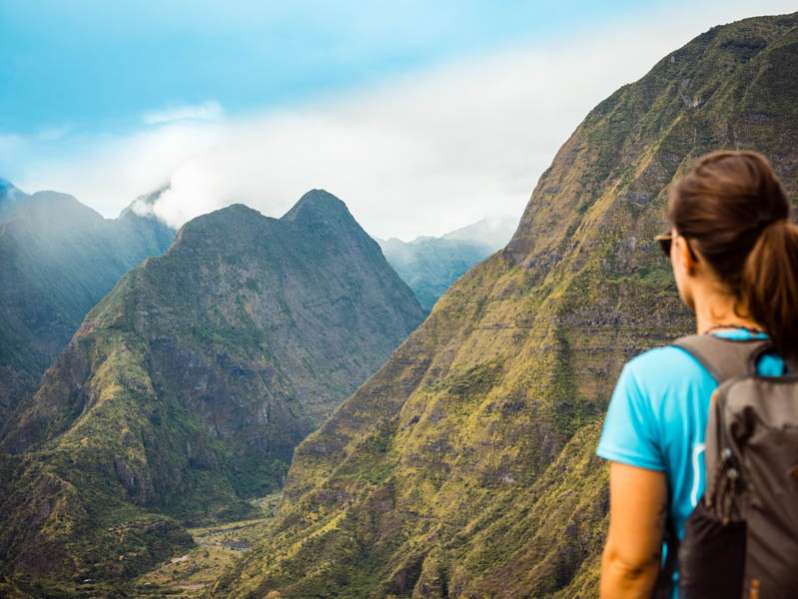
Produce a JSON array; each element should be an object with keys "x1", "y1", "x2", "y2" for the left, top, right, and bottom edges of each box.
[{"x1": 654, "y1": 333, "x2": 798, "y2": 599}]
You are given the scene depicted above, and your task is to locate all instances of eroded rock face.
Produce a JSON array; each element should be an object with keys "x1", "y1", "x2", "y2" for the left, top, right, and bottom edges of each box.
[
  {"x1": 0, "y1": 190, "x2": 425, "y2": 584},
  {"x1": 213, "y1": 13, "x2": 798, "y2": 598}
]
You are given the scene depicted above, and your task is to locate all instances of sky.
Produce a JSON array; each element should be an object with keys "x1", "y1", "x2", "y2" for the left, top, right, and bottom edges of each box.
[{"x1": 1, "y1": 1, "x2": 795, "y2": 240}]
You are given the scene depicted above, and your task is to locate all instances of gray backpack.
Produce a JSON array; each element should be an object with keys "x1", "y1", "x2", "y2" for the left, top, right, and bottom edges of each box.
[{"x1": 659, "y1": 334, "x2": 798, "y2": 599}]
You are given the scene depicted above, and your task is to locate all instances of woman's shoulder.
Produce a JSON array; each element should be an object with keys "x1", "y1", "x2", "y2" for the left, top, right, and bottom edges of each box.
[
  {"x1": 598, "y1": 343, "x2": 710, "y2": 471},
  {"x1": 622, "y1": 342, "x2": 714, "y2": 394}
]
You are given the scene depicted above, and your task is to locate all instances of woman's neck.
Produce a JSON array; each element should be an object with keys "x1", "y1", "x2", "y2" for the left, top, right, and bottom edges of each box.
[{"x1": 693, "y1": 291, "x2": 762, "y2": 335}]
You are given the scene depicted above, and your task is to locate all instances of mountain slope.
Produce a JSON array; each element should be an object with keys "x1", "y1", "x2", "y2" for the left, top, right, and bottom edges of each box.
[
  {"x1": 215, "y1": 13, "x2": 798, "y2": 598},
  {"x1": 0, "y1": 190, "x2": 424, "y2": 589},
  {"x1": 0, "y1": 184, "x2": 175, "y2": 425},
  {"x1": 379, "y1": 216, "x2": 517, "y2": 310}
]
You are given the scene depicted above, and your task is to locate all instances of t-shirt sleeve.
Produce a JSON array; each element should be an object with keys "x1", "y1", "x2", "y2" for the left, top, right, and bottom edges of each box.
[{"x1": 596, "y1": 362, "x2": 665, "y2": 472}]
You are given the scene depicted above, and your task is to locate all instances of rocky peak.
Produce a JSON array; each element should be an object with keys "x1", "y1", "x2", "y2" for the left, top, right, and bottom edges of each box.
[
  {"x1": 169, "y1": 203, "x2": 269, "y2": 254},
  {"x1": 280, "y1": 188, "x2": 358, "y2": 231}
]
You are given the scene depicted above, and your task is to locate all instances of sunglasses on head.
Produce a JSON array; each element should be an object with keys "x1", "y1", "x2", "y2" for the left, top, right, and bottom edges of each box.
[
  {"x1": 655, "y1": 232, "x2": 673, "y2": 258},
  {"x1": 654, "y1": 230, "x2": 698, "y2": 260}
]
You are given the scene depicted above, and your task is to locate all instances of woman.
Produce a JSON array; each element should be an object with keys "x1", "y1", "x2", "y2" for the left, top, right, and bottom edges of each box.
[{"x1": 596, "y1": 150, "x2": 798, "y2": 598}]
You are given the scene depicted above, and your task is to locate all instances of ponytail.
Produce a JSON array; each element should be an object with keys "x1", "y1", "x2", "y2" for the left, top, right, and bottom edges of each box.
[{"x1": 742, "y1": 220, "x2": 798, "y2": 360}]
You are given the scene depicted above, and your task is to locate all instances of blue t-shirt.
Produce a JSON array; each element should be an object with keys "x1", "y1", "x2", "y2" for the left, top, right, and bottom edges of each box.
[{"x1": 596, "y1": 328, "x2": 784, "y2": 595}]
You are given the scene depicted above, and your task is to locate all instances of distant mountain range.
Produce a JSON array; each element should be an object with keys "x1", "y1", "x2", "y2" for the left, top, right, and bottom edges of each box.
[
  {"x1": 0, "y1": 182, "x2": 174, "y2": 427},
  {"x1": 0, "y1": 189, "x2": 425, "y2": 589},
  {"x1": 378, "y1": 216, "x2": 517, "y2": 310},
  {"x1": 214, "y1": 12, "x2": 798, "y2": 598}
]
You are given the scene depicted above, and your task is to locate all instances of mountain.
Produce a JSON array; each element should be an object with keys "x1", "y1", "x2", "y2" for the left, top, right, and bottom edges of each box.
[
  {"x1": 442, "y1": 215, "x2": 518, "y2": 249},
  {"x1": 214, "y1": 13, "x2": 798, "y2": 598},
  {"x1": 379, "y1": 237, "x2": 491, "y2": 311},
  {"x1": 0, "y1": 184, "x2": 175, "y2": 426},
  {"x1": 379, "y1": 216, "x2": 517, "y2": 310},
  {"x1": 0, "y1": 190, "x2": 425, "y2": 590}
]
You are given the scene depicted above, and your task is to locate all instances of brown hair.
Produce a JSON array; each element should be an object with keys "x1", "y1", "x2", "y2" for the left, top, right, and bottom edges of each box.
[{"x1": 667, "y1": 150, "x2": 798, "y2": 359}]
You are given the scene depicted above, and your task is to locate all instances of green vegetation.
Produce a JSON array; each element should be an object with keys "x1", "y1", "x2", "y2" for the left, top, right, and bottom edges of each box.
[
  {"x1": 0, "y1": 192, "x2": 425, "y2": 590},
  {"x1": 212, "y1": 13, "x2": 798, "y2": 598}
]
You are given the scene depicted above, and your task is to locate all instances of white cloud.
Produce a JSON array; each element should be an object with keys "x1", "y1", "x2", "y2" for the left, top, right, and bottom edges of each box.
[
  {"x1": 142, "y1": 101, "x2": 224, "y2": 125},
  {"x1": 8, "y1": 1, "x2": 796, "y2": 240}
]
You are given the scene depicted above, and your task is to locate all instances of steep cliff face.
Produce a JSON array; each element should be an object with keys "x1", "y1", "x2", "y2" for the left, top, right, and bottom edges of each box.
[
  {"x1": 0, "y1": 184, "x2": 174, "y2": 426},
  {"x1": 0, "y1": 190, "x2": 424, "y2": 586},
  {"x1": 216, "y1": 13, "x2": 798, "y2": 598}
]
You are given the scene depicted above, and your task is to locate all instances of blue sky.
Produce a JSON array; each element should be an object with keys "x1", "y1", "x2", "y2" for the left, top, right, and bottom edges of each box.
[
  {"x1": 2, "y1": 0, "x2": 651, "y2": 136},
  {"x1": 1, "y1": 1, "x2": 794, "y2": 239}
]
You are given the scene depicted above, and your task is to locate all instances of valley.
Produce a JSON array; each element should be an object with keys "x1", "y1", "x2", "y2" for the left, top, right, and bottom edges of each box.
[
  {"x1": 2, "y1": 9, "x2": 797, "y2": 598},
  {"x1": 133, "y1": 494, "x2": 280, "y2": 597}
]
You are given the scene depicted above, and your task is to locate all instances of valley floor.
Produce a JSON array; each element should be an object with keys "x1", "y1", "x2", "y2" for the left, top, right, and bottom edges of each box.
[{"x1": 132, "y1": 494, "x2": 280, "y2": 597}]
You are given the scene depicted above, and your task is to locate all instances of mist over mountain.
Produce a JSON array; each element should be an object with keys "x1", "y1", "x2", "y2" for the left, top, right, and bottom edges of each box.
[
  {"x1": 441, "y1": 215, "x2": 518, "y2": 249},
  {"x1": 379, "y1": 215, "x2": 517, "y2": 310},
  {"x1": 0, "y1": 179, "x2": 26, "y2": 221},
  {"x1": 214, "y1": 13, "x2": 798, "y2": 598},
  {"x1": 0, "y1": 183, "x2": 175, "y2": 427},
  {"x1": 0, "y1": 189, "x2": 425, "y2": 590}
]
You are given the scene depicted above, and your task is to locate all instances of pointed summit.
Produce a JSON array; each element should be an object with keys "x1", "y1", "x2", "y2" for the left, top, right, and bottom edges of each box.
[{"x1": 281, "y1": 188, "x2": 355, "y2": 228}]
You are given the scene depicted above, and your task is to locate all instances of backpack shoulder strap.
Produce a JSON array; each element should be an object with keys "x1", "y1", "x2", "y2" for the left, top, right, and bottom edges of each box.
[{"x1": 671, "y1": 334, "x2": 768, "y2": 383}]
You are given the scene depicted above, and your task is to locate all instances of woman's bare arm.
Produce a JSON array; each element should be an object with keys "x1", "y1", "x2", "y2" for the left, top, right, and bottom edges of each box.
[{"x1": 600, "y1": 461, "x2": 668, "y2": 598}]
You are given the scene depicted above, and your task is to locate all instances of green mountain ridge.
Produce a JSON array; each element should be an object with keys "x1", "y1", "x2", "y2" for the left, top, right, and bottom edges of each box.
[
  {"x1": 213, "y1": 12, "x2": 798, "y2": 598},
  {"x1": 0, "y1": 184, "x2": 175, "y2": 427},
  {"x1": 0, "y1": 190, "x2": 425, "y2": 590}
]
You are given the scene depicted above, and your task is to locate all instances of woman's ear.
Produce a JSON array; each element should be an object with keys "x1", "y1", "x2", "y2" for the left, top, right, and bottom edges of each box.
[{"x1": 676, "y1": 235, "x2": 698, "y2": 275}]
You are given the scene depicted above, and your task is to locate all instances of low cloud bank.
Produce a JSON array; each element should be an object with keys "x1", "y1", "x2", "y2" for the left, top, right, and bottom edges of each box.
[{"x1": 6, "y1": 1, "x2": 794, "y2": 240}]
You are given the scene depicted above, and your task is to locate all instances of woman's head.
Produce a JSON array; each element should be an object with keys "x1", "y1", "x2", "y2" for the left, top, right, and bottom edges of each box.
[{"x1": 666, "y1": 150, "x2": 798, "y2": 357}]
